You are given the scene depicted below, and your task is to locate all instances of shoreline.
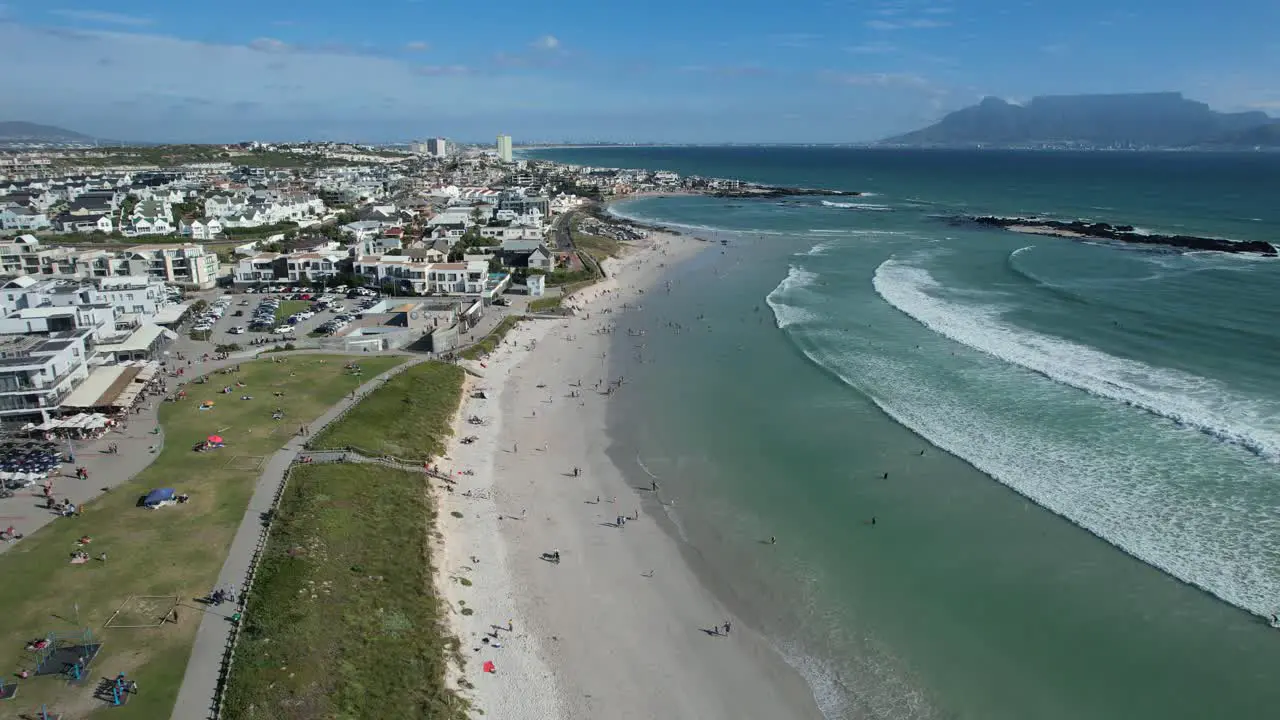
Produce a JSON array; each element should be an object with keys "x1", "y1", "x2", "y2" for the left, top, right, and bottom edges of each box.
[{"x1": 434, "y1": 229, "x2": 824, "y2": 718}]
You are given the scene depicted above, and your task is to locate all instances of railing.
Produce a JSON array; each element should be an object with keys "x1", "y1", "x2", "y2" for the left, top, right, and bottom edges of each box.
[
  {"x1": 210, "y1": 461, "x2": 296, "y2": 720},
  {"x1": 209, "y1": 357, "x2": 423, "y2": 719}
]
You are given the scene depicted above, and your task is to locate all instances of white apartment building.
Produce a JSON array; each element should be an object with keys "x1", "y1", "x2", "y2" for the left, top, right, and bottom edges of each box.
[
  {"x1": 352, "y1": 256, "x2": 488, "y2": 295},
  {"x1": 0, "y1": 330, "x2": 92, "y2": 423},
  {"x1": 121, "y1": 244, "x2": 220, "y2": 290},
  {"x1": 1, "y1": 236, "x2": 219, "y2": 289},
  {"x1": 286, "y1": 252, "x2": 344, "y2": 283},
  {"x1": 233, "y1": 253, "x2": 283, "y2": 285},
  {"x1": 0, "y1": 276, "x2": 171, "y2": 342},
  {"x1": 496, "y1": 134, "x2": 513, "y2": 162}
]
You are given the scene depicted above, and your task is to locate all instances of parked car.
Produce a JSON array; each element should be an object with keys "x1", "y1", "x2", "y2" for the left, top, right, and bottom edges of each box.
[
  {"x1": 229, "y1": 326, "x2": 246, "y2": 334},
  {"x1": 273, "y1": 325, "x2": 294, "y2": 334}
]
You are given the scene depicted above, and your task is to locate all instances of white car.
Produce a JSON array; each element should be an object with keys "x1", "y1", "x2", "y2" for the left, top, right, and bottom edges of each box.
[
  {"x1": 229, "y1": 326, "x2": 246, "y2": 334},
  {"x1": 273, "y1": 325, "x2": 294, "y2": 334}
]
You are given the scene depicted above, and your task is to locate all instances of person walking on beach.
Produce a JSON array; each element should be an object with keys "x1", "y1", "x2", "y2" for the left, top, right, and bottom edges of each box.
[{"x1": 723, "y1": 621, "x2": 731, "y2": 635}]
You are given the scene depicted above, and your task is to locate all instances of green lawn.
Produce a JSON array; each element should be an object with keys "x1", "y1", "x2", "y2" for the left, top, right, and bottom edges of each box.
[
  {"x1": 528, "y1": 295, "x2": 564, "y2": 312},
  {"x1": 459, "y1": 316, "x2": 524, "y2": 361},
  {"x1": 310, "y1": 361, "x2": 465, "y2": 462},
  {"x1": 274, "y1": 299, "x2": 311, "y2": 324},
  {"x1": 222, "y1": 463, "x2": 467, "y2": 720},
  {"x1": 0, "y1": 355, "x2": 402, "y2": 718}
]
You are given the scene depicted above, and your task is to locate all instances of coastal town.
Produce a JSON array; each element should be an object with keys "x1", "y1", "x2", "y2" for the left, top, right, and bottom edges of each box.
[{"x1": 0, "y1": 136, "x2": 813, "y2": 720}]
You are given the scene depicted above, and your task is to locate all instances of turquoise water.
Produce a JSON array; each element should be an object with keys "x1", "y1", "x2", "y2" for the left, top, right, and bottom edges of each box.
[{"x1": 530, "y1": 148, "x2": 1280, "y2": 719}]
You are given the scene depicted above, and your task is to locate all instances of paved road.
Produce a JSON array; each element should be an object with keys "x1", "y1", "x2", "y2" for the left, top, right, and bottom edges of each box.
[{"x1": 170, "y1": 355, "x2": 426, "y2": 720}]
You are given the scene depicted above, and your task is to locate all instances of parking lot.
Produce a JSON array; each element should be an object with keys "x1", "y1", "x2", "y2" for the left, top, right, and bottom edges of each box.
[{"x1": 185, "y1": 286, "x2": 384, "y2": 349}]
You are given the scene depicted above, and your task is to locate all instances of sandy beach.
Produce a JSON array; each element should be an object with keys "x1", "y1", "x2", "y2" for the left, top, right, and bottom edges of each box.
[{"x1": 434, "y1": 230, "x2": 823, "y2": 719}]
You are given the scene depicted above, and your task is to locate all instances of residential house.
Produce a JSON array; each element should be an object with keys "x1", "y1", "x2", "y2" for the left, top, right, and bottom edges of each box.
[
  {"x1": 205, "y1": 193, "x2": 247, "y2": 218},
  {"x1": 341, "y1": 220, "x2": 387, "y2": 242},
  {"x1": 178, "y1": 217, "x2": 224, "y2": 241},
  {"x1": 67, "y1": 193, "x2": 115, "y2": 216},
  {"x1": 221, "y1": 208, "x2": 269, "y2": 229},
  {"x1": 500, "y1": 240, "x2": 555, "y2": 271},
  {"x1": 429, "y1": 223, "x2": 467, "y2": 243},
  {"x1": 0, "y1": 206, "x2": 53, "y2": 231},
  {"x1": 354, "y1": 236, "x2": 404, "y2": 256},
  {"x1": 54, "y1": 213, "x2": 113, "y2": 234},
  {"x1": 426, "y1": 262, "x2": 489, "y2": 294}
]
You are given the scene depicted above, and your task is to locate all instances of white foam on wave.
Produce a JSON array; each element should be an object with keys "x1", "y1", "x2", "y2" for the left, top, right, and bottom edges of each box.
[
  {"x1": 766, "y1": 266, "x2": 821, "y2": 328},
  {"x1": 802, "y1": 241, "x2": 834, "y2": 257},
  {"x1": 821, "y1": 200, "x2": 893, "y2": 211},
  {"x1": 873, "y1": 259, "x2": 1280, "y2": 461},
  {"x1": 791, "y1": 323, "x2": 1280, "y2": 617}
]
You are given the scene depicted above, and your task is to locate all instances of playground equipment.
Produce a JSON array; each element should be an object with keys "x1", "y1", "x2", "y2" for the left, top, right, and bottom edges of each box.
[
  {"x1": 29, "y1": 628, "x2": 101, "y2": 680},
  {"x1": 95, "y1": 672, "x2": 131, "y2": 707}
]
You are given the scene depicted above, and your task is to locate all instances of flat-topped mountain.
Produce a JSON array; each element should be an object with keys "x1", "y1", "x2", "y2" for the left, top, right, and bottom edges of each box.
[{"x1": 881, "y1": 93, "x2": 1275, "y2": 149}]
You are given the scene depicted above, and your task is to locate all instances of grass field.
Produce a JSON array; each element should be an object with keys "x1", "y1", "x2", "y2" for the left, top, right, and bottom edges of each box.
[
  {"x1": 570, "y1": 216, "x2": 625, "y2": 259},
  {"x1": 459, "y1": 316, "x2": 524, "y2": 361},
  {"x1": 274, "y1": 300, "x2": 311, "y2": 324},
  {"x1": 528, "y1": 295, "x2": 564, "y2": 312},
  {"x1": 0, "y1": 354, "x2": 402, "y2": 718},
  {"x1": 310, "y1": 362, "x2": 465, "y2": 462},
  {"x1": 222, "y1": 463, "x2": 467, "y2": 720}
]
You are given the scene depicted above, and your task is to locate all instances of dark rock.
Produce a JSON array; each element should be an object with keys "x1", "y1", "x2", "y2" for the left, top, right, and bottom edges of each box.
[{"x1": 957, "y1": 215, "x2": 1277, "y2": 256}]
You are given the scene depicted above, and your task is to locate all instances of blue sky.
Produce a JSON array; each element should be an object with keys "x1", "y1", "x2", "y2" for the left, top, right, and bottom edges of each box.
[{"x1": 1, "y1": 0, "x2": 1277, "y2": 143}]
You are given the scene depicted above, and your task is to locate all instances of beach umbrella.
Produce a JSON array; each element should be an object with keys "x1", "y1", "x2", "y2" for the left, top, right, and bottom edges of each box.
[
  {"x1": 482, "y1": 660, "x2": 495, "y2": 674},
  {"x1": 207, "y1": 435, "x2": 224, "y2": 444}
]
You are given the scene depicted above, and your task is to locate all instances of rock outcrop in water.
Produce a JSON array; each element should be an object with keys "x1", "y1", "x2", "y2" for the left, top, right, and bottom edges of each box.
[
  {"x1": 707, "y1": 186, "x2": 859, "y2": 199},
  {"x1": 955, "y1": 215, "x2": 1277, "y2": 256}
]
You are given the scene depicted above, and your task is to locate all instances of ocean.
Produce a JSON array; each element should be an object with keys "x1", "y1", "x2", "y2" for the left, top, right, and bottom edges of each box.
[{"x1": 525, "y1": 147, "x2": 1280, "y2": 719}]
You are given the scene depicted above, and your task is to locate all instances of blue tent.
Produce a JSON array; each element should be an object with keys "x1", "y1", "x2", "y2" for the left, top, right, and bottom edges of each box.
[{"x1": 143, "y1": 488, "x2": 176, "y2": 507}]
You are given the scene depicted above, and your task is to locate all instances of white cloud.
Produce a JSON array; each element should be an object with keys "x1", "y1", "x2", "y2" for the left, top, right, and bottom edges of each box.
[
  {"x1": 827, "y1": 71, "x2": 932, "y2": 89},
  {"x1": 247, "y1": 37, "x2": 291, "y2": 53},
  {"x1": 769, "y1": 32, "x2": 822, "y2": 48},
  {"x1": 50, "y1": 10, "x2": 153, "y2": 26},
  {"x1": 531, "y1": 34, "x2": 560, "y2": 50},
  {"x1": 846, "y1": 41, "x2": 897, "y2": 54},
  {"x1": 0, "y1": 23, "x2": 605, "y2": 141},
  {"x1": 405, "y1": 40, "x2": 430, "y2": 52},
  {"x1": 868, "y1": 18, "x2": 951, "y2": 30}
]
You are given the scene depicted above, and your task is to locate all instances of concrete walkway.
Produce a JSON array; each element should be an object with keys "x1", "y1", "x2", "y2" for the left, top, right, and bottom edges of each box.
[{"x1": 170, "y1": 355, "x2": 426, "y2": 720}]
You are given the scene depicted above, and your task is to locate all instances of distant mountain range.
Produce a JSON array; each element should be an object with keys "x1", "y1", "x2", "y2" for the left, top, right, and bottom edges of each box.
[
  {"x1": 0, "y1": 121, "x2": 107, "y2": 145},
  {"x1": 881, "y1": 93, "x2": 1280, "y2": 149}
]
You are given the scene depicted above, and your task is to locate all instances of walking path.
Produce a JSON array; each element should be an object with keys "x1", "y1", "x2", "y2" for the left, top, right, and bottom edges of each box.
[{"x1": 170, "y1": 355, "x2": 426, "y2": 720}]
